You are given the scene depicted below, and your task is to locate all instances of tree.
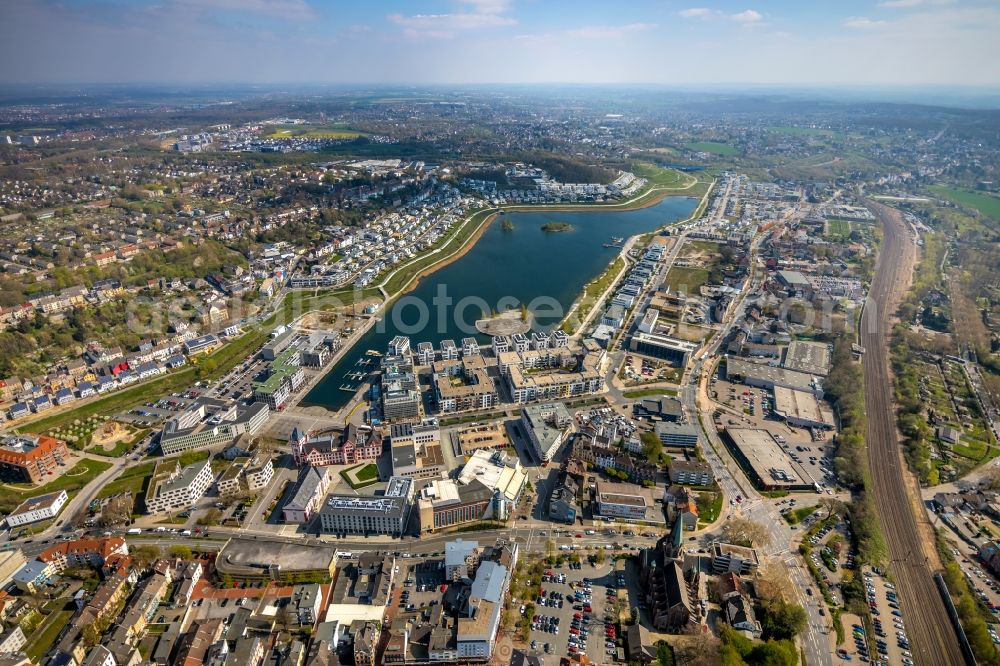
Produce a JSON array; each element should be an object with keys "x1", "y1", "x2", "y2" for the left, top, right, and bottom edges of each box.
[
  {"x1": 980, "y1": 466, "x2": 1000, "y2": 492},
  {"x1": 722, "y1": 518, "x2": 772, "y2": 548},
  {"x1": 673, "y1": 633, "x2": 721, "y2": 666},
  {"x1": 819, "y1": 497, "x2": 846, "y2": 519},
  {"x1": 757, "y1": 598, "x2": 808, "y2": 641},
  {"x1": 640, "y1": 431, "x2": 663, "y2": 464},
  {"x1": 168, "y1": 545, "x2": 193, "y2": 560},
  {"x1": 131, "y1": 544, "x2": 162, "y2": 569}
]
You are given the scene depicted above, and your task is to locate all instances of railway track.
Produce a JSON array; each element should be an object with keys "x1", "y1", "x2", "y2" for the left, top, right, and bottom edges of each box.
[{"x1": 862, "y1": 201, "x2": 964, "y2": 665}]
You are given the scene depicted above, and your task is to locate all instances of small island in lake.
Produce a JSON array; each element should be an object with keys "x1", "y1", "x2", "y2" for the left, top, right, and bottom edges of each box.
[
  {"x1": 501, "y1": 219, "x2": 514, "y2": 232},
  {"x1": 540, "y1": 221, "x2": 573, "y2": 233}
]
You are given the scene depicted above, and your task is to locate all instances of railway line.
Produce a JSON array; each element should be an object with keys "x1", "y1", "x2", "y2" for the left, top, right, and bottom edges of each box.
[{"x1": 862, "y1": 201, "x2": 965, "y2": 665}]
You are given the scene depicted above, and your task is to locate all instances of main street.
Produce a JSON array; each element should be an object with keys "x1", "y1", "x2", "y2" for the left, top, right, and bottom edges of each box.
[{"x1": 677, "y1": 225, "x2": 834, "y2": 666}]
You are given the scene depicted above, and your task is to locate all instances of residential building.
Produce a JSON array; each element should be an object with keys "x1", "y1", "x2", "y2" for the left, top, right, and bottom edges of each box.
[
  {"x1": 711, "y1": 543, "x2": 760, "y2": 575},
  {"x1": 0, "y1": 434, "x2": 70, "y2": 484},
  {"x1": 520, "y1": 403, "x2": 571, "y2": 464},
  {"x1": 217, "y1": 455, "x2": 274, "y2": 497},
  {"x1": 144, "y1": 460, "x2": 213, "y2": 515},
  {"x1": 668, "y1": 460, "x2": 714, "y2": 486},
  {"x1": 38, "y1": 537, "x2": 129, "y2": 573},
  {"x1": 595, "y1": 480, "x2": 655, "y2": 522},
  {"x1": 6, "y1": 490, "x2": 68, "y2": 527}
]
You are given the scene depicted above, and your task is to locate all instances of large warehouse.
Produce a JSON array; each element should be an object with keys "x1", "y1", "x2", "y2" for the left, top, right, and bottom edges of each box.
[
  {"x1": 720, "y1": 428, "x2": 819, "y2": 491},
  {"x1": 772, "y1": 386, "x2": 835, "y2": 430},
  {"x1": 724, "y1": 357, "x2": 824, "y2": 398}
]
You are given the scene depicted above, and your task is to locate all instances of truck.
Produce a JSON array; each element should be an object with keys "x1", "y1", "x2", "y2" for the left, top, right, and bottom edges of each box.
[{"x1": 127, "y1": 528, "x2": 142, "y2": 535}]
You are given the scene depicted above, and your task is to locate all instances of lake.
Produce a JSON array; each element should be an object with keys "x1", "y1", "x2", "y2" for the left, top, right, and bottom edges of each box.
[{"x1": 301, "y1": 196, "x2": 698, "y2": 411}]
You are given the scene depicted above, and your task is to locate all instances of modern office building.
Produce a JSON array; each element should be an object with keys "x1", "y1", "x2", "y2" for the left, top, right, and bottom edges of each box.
[
  {"x1": 654, "y1": 422, "x2": 699, "y2": 448},
  {"x1": 520, "y1": 402, "x2": 572, "y2": 464},
  {"x1": 159, "y1": 398, "x2": 269, "y2": 455},
  {"x1": 144, "y1": 460, "x2": 213, "y2": 515},
  {"x1": 319, "y1": 476, "x2": 413, "y2": 537},
  {"x1": 628, "y1": 332, "x2": 699, "y2": 366}
]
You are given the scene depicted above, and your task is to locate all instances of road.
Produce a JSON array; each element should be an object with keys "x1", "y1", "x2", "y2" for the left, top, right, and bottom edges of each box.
[
  {"x1": 862, "y1": 200, "x2": 964, "y2": 666},
  {"x1": 677, "y1": 226, "x2": 834, "y2": 666}
]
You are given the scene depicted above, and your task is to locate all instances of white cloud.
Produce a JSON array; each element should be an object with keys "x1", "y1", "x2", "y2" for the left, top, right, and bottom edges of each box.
[
  {"x1": 843, "y1": 16, "x2": 889, "y2": 29},
  {"x1": 388, "y1": 0, "x2": 516, "y2": 38},
  {"x1": 678, "y1": 8, "x2": 713, "y2": 19},
  {"x1": 731, "y1": 10, "x2": 763, "y2": 23},
  {"x1": 678, "y1": 8, "x2": 764, "y2": 23},
  {"x1": 878, "y1": 0, "x2": 954, "y2": 8},
  {"x1": 514, "y1": 22, "x2": 656, "y2": 44},
  {"x1": 566, "y1": 23, "x2": 657, "y2": 39}
]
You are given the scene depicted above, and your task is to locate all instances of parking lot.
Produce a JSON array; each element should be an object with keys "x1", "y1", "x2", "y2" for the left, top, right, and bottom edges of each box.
[
  {"x1": 859, "y1": 568, "x2": 913, "y2": 666},
  {"x1": 519, "y1": 560, "x2": 624, "y2": 661}
]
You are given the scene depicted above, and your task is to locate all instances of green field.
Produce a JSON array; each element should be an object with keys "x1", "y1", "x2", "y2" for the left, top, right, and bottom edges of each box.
[
  {"x1": 928, "y1": 185, "x2": 1000, "y2": 222},
  {"x1": 683, "y1": 142, "x2": 737, "y2": 156},
  {"x1": 664, "y1": 266, "x2": 710, "y2": 294},
  {"x1": 24, "y1": 607, "x2": 74, "y2": 661},
  {"x1": 632, "y1": 162, "x2": 696, "y2": 188},
  {"x1": 0, "y1": 458, "x2": 112, "y2": 513},
  {"x1": 826, "y1": 219, "x2": 851, "y2": 239},
  {"x1": 263, "y1": 124, "x2": 367, "y2": 140},
  {"x1": 622, "y1": 388, "x2": 679, "y2": 399}
]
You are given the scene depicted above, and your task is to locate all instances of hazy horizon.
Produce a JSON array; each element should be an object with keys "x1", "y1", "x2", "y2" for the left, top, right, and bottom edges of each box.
[{"x1": 2, "y1": 0, "x2": 999, "y2": 89}]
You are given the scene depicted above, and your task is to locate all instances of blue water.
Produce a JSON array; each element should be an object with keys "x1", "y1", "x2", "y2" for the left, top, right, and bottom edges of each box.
[{"x1": 301, "y1": 197, "x2": 698, "y2": 411}]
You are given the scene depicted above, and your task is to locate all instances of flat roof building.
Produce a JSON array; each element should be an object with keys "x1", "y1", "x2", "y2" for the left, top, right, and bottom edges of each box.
[
  {"x1": 159, "y1": 398, "x2": 269, "y2": 455},
  {"x1": 783, "y1": 340, "x2": 832, "y2": 377},
  {"x1": 772, "y1": 386, "x2": 835, "y2": 430},
  {"x1": 628, "y1": 332, "x2": 699, "y2": 366},
  {"x1": 145, "y1": 459, "x2": 214, "y2": 515},
  {"x1": 720, "y1": 428, "x2": 818, "y2": 491},
  {"x1": 725, "y1": 356, "x2": 823, "y2": 398},
  {"x1": 594, "y1": 480, "x2": 658, "y2": 522},
  {"x1": 520, "y1": 403, "x2": 571, "y2": 464},
  {"x1": 319, "y1": 476, "x2": 413, "y2": 537}
]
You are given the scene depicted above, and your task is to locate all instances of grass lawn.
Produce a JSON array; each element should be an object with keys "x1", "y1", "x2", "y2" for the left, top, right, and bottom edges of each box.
[
  {"x1": 928, "y1": 185, "x2": 1000, "y2": 222},
  {"x1": 355, "y1": 463, "x2": 378, "y2": 482},
  {"x1": 784, "y1": 504, "x2": 819, "y2": 525},
  {"x1": 340, "y1": 463, "x2": 381, "y2": 489},
  {"x1": 632, "y1": 162, "x2": 695, "y2": 188},
  {"x1": 563, "y1": 256, "x2": 626, "y2": 333},
  {"x1": 263, "y1": 123, "x2": 367, "y2": 140},
  {"x1": 826, "y1": 219, "x2": 851, "y2": 238},
  {"x1": 664, "y1": 266, "x2": 710, "y2": 294},
  {"x1": 24, "y1": 607, "x2": 73, "y2": 661},
  {"x1": 698, "y1": 491, "x2": 724, "y2": 523},
  {"x1": 0, "y1": 458, "x2": 112, "y2": 513},
  {"x1": 622, "y1": 388, "x2": 679, "y2": 399},
  {"x1": 683, "y1": 142, "x2": 737, "y2": 156}
]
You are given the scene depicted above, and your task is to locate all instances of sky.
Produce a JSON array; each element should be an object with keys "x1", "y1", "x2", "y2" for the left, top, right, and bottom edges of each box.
[{"x1": 1, "y1": 0, "x2": 999, "y2": 87}]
